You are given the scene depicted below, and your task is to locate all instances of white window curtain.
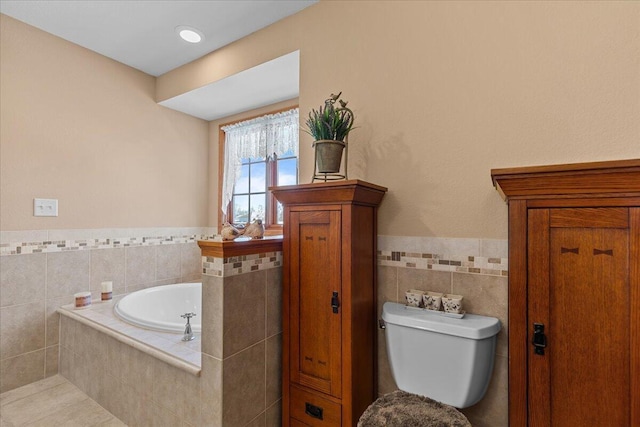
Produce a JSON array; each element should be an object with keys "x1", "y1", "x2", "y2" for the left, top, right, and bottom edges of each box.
[{"x1": 221, "y1": 108, "x2": 299, "y2": 219}]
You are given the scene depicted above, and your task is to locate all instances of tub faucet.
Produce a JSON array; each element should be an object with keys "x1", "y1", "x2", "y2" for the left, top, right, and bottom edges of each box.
[{"x1": 180, "y1": 312, "x2": 196, "y2": 342}]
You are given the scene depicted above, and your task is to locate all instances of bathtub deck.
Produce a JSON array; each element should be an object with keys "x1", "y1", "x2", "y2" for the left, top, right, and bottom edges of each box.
[
  {"x1": 57, "y1": 297, "x2": 201, "y2": 376},
  {"x1": 0, "y1": 375, "x2": 126, "y2": 426}
]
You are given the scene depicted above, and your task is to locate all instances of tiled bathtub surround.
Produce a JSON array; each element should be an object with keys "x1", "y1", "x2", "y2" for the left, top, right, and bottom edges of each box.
[
  {"x1": 0, "y1": 227, "x2": 210, "y2": 393},
  {"x1": 202, "y1": 251, "x2": 283, "y2": 277},
  {"x1": 59, "y1": 315, "x2": 202, "y2": 426},
  {"x1": 376, "y1": 235, "x2": 509, "y2": 427},
  {"x1": 201, "y1": 260, "x2": 283, "y2": 426},
  {"x1": 58, "y1": 243, "x2": 284, "y2": 426},
  {"x1": 58, "y1": 298, "x2": 201, "y2": 373}
]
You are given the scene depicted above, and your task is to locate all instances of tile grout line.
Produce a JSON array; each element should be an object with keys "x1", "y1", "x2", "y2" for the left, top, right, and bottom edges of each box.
[{"x1": 43, "y1": 251, "x2": 49, "y2": 380}]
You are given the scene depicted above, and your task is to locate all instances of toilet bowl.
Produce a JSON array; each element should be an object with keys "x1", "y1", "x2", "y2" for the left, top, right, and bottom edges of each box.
[{"x1": 382, "y1": 301, "x2": 501, "y2": 408}]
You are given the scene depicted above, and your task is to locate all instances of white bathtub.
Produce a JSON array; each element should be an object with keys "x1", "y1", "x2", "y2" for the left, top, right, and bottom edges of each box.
[{"x1": 114, "y1": 282, "x2": 202, "y2": 333}]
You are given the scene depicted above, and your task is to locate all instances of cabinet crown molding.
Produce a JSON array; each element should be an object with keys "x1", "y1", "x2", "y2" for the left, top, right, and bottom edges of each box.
[
  {"x1": 491, "y1": 159, "x2": 640, "y2": 202},
  {"x1": 270, "y1": 179, "x2": 387, "y2": 206}
]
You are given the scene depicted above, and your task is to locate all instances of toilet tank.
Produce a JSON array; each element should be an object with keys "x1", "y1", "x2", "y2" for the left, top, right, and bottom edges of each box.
[{"x1": 382, "y1": 301, "x2": 501, "y2": 408}]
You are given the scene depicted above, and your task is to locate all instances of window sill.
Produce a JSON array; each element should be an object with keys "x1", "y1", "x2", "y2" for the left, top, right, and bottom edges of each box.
[{"x1": 198, "y1": 235, "x2": 283, "y2": 258}]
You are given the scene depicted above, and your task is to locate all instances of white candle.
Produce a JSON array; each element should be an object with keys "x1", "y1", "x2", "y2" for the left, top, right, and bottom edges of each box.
[
  {"x1": 74, "y1": 292, "x2": 91, "y2": 308},
  {"x1": 101, "y1": 281, "x2": 113, "y2": 301},
  {"x1": 101, "y1": 281, "x2": 112, "y2": 293}
]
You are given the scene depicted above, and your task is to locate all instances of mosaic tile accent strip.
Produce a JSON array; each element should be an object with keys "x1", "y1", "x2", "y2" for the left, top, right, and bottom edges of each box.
[
  {"x1": 202, "y1": 252, "x2": 283, "y2": 277},
  {"x1": 378, "y1": 251, "x2": 508, "y2": 277},
  {"x1": 0, "y1": 231, "x2": 216, "y2": 256}
]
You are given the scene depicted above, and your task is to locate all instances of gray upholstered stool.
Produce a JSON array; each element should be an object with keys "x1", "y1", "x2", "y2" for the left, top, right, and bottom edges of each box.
[{"x1": 358, "y1": 390, "x2": 472, "y2": 427}]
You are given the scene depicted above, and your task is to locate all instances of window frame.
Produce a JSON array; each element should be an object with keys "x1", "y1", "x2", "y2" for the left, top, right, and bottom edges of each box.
[{"x1": 217, "y1": 105, "x2": 299, "y2": 235}]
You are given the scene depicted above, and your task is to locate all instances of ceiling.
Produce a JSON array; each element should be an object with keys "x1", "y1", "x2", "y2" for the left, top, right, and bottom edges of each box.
[{"x1": 1, "y1": 0, "x2": 314, "y2": 120}]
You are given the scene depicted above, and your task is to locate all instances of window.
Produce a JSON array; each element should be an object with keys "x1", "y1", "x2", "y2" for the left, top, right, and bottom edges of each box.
[
  {"x1": 220, "y1": 108, "x2": 298, "y2": 232},
  {"x1": 230, "y1": 149, "x2": 297, "y2": 226}
]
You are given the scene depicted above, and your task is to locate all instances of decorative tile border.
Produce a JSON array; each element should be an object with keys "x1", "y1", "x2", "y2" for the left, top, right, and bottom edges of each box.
[
  {"x1": 378, "y1": 250, "x2": 508, "y2": 277},
  {"x1": 3, "y1": 230, "x2": 507, "y2": 277},
  {"x1": 0, "y1": 227, "x2": 217, "y2": 256},
  {"x1": 202, "y1": 252, "x2": 283, "y2": 277},
  {"x1": 377, "y1": 235, "x2": 508, "y2": 277}
]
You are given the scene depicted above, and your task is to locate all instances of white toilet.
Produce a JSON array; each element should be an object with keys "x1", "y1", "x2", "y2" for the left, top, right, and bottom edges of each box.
[{"x1": 382, "y1": 301, "x2": 501, "y2": 408}]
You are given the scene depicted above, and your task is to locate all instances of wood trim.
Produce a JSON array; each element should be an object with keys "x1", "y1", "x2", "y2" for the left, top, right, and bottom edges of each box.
[
  {"x1": 217, "y1": 126, "x2": 225, "y2": 231},
  {"x1": 527, "y1": 197, "x2": 640, "y2": 208},
  {"x1": 492, "y1": 158, "x2": 640, "y2": 177},
  {"x1": 216, "y1": 105, "x2": 299, "y2": 231},
  {"x1": 549, "y1": 207, "x2": 629, "y2": 228},
  {"x1": 508, "y1": 200, "x2": 528, "y2": 427},
  {"x1": 527, "y1": 209, "x2": 550, "y2": 426},
  {"x1": 282, "y1": 204, "x2": 292, "y2": 427},
  {"x1": 270, "y1": 180, "x2": 387, "y2": 207},
  {"x1": 341, "y1": 203, "x2": 353, "y2": 422},
  {"x1": 491, "y1": 159, "x2": 640, "y2": 202},
  {"x1": 631, "y1": 208, "x2": 640, "y2": 427},
  {"x1": 197, "y1": 236, "x2": 282, "y2": 258}
]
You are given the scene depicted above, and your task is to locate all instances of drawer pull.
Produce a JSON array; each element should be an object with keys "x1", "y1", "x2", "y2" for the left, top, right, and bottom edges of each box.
[{"x1": 305, "y1": 402, "x2": 324, "y2": 420}]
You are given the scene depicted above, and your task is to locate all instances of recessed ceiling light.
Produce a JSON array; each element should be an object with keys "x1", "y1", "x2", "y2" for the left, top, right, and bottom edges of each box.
[{"x1": 176, "y1": 25, "x2": 204, "y2": 43}]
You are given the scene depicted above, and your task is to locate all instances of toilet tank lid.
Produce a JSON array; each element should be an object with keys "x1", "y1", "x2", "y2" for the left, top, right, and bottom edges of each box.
[{"x1": 382, "y1": 302, "x2": 501, "y2": 340}]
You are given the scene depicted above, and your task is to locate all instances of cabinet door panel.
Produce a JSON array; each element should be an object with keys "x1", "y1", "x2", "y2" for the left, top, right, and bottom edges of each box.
[
  {"x1": 528, "y1": 207, "x2": 632, "y2": 426},
  {"x1": 549, "y1": 227, "x2": 629, "y2": 426},
  {"x1": 290, "y1": 210, "x2": 342, "y2": 397}
]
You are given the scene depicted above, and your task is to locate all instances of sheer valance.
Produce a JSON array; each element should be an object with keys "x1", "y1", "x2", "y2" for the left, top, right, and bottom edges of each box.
[{"x1": 221, "y1": 108, "x2": 299, "y2": 218}]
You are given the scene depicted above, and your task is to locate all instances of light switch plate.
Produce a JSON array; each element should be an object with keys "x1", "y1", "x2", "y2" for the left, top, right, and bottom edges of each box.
[{"x1": 34, "y1": 198, "x2": 58, "y2": 217}]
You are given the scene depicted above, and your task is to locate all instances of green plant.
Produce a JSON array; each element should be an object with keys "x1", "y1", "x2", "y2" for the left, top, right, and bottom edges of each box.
[{"x1": 304, "y1": 92, "x2": 355, "y2": 142}]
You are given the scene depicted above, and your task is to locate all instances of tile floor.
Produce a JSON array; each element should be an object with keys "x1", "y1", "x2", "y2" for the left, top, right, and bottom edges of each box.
[{"x1": 0, "y1": 375, "x2": 125, "y2": 426}]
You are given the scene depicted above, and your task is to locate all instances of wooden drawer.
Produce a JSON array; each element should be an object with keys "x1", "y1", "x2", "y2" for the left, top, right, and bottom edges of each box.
[{"x1": 290, "y1": 385, "x2": 341, "y2": 426}]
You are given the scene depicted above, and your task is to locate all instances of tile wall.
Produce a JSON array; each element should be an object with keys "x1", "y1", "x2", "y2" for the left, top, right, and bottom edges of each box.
[
  {"x1": 56, "y1": 245, "x2": 282, "y2": 426},
  {"x1": 0, "y1": 228, "x2": 210, "y2": 393},
  {"x1": 3, "y1": 231, "x2": 507, "y2": 425},
  {"x1": 376, "y1": 236, "x2": 509, "y2": 427},
  {"x1": 59, "y1": 315, "x2": 202, "y2": 426},
  {"x1": 201, "y1": 262, "x2": 283, "y2": 426}
]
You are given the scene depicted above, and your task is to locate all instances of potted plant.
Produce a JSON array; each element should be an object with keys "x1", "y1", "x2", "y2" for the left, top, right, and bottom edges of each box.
[{"x1": 304, "y1": 92, "x2": 355, "y2": 174}]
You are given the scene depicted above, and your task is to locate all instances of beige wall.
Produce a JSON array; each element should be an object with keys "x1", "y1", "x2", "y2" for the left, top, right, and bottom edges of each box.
[
  {"x1": 159, "y1": 1, "x2": 640, "y2": 239},
  {"x1": 0, "y1": 14, "x2": 209, "y2": 231}
]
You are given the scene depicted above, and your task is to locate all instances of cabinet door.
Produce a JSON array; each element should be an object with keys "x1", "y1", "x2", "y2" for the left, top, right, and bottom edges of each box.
[
  {"x1": 528, "y1": 208, "x2": 639, "y2": 426},
  {"x1": 290, "y1": 209, "x2": 342, "y2": 397}
]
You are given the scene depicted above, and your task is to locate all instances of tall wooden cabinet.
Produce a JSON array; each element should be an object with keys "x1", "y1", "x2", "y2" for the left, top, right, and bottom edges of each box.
[
  {"x1": 491, "y1": 159, "x2": 640, "y2": 427},
  {"x1": 272, "y1": 180, "x2": 387, "y2": 427}
]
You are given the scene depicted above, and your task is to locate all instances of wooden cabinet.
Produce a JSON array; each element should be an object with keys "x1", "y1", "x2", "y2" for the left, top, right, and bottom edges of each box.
[
  {"x1": 491, "y1": 159, "x2": 640, "y2": 427},
  {"x1": 272, "y1": 180, "x2": 387, "y2": 427}
]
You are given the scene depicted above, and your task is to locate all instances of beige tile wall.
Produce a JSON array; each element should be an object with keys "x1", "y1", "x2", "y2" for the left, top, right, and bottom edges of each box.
[
  {"x1": 377, "y1": 265, "x2": 509, "y2": 427},
  {"x1": 376, "y1": 236, "x2": 508, "y2": 426},
  {"x1": 0, "y1": 239, "x2": 202, "y2": 393},
  {"x1": 201, "y1": 266, "x2": 283, "y2": 426},
  {"x1": 58, "y1": 261, "x2": 283, "y2": 426},
  {"x1": 59, "y1": 316, "x2": 201, "y2": 426},
  {"x1": 5, "y1": 232, "x2": 506, "y2": 425}
]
